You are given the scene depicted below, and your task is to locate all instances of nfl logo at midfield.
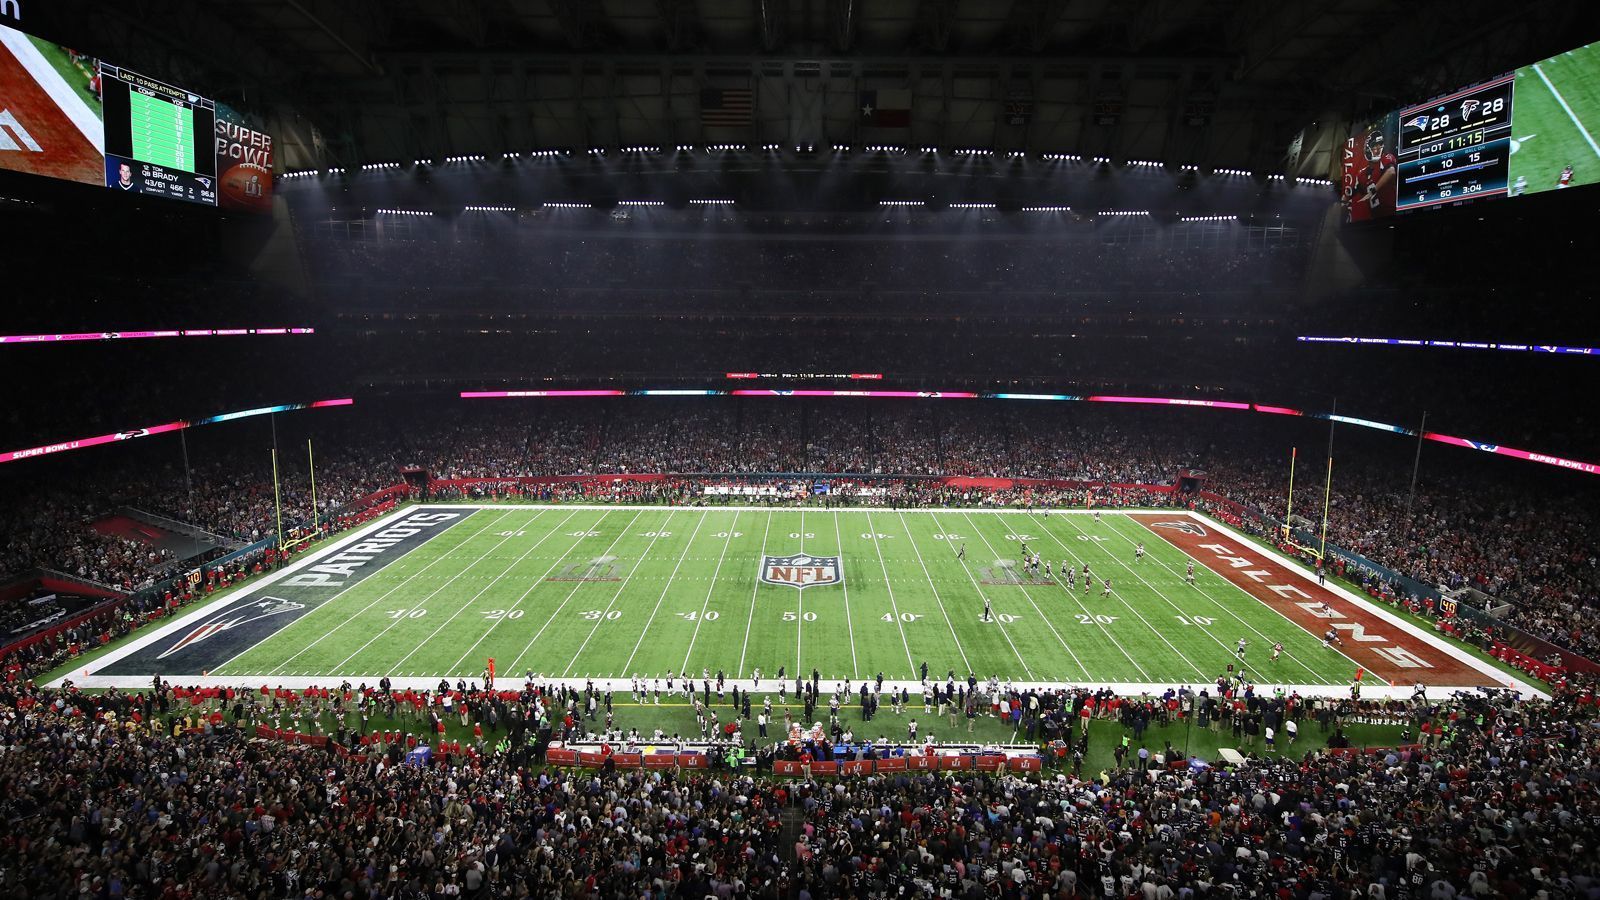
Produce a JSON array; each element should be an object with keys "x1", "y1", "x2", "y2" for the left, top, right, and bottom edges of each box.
[{"x1": 760, "y1": 554, "x2": 842, "y2": 589}]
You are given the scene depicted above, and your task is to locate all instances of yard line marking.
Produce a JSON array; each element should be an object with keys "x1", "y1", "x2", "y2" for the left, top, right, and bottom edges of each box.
[
  {"x1": 503, "y1": 509, "x2": 649, "y2": 676},
  {"x1": 1113, "y1": 515, "x2": 1355, "y2": 684},
  {"x1": 560, "y1": 511, "x2": 698, "y2": 676},
  {"x1": 327, "y1": 510, "x2": 558, "y2": 674},
  {"x1": 830, "y1": 510, "x2": 860, "y2": 680},
  {"x1": 971, "y1": 512, "x2": 1148, "y2": 680},
  {"x1": 861, "y1": 509, "x2": 924, "y2": 677},
  {"x1": 796, "y1": 508, "x2": 805, "y2": 671},
  {"x1": 1054, "y1": 513, "x2": 1298, "y2": 682},
  {"x1": 1534, "y1": 62, "x2": 1600, "y2": 159},
  {"x1": 256, "y1": 508, "x2": 522, "y2": 675},
  {"x1": 617, "y1": 509, "x2": 715, "y2": 674},
  {"x1": 919, "y1": 511, "x2": 1036, "y2": 680},
  {"x1": 677, "y1": 510, "x2": 741, "y2": 673},
  {"x1": 886, "y1": 510, "x2": 974, "y2": 675},
  {"x1": 736, "y1": 512, "x2": 775, "y2": 677},
  {"x1": 956, "y1": 512, "x2": 1092, "y2": 681},
  {"x1": 436, "y1": 508, "x2": 591, "y2": 674},
  {"x1": 1029, "y1": 513, "x2": 1207, "y2": 680}
]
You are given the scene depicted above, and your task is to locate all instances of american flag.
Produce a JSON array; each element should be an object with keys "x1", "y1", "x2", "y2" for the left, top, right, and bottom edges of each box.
[{"x1": 700, "y1": 87, "x2": 754, "y2": 128}]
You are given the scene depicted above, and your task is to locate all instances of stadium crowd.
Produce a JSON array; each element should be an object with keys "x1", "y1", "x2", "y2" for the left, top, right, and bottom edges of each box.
[
  {"x1": 0, "y1": 667, "x2": 1595, "y2": 899},
  {"x1": 2, "y1": 405, "x2": 1596, "y2": 664}
]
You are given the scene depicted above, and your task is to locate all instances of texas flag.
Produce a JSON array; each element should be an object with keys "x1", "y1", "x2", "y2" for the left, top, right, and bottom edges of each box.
[{"x1": 860, "y1": 89, "x2": 912, "y2": 128}]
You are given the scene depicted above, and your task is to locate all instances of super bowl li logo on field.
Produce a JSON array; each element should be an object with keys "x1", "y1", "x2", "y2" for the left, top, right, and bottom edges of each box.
[{"x1": 760, "y1": 554, "x2": 842, "y2": 589}]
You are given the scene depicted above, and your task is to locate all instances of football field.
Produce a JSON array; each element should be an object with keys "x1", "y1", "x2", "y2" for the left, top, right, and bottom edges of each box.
[
  {"x1": 1510, "y1": 41, "x2": 1600, "y2": 194},
  {"x1": 70, "y1": 505, "x2": 1528, "y2": 697}
]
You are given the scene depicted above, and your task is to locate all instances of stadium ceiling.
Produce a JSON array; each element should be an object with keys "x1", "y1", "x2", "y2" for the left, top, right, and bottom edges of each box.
[{"x1": 75, "y1": 0, "x2": 1593, "y2": 174}]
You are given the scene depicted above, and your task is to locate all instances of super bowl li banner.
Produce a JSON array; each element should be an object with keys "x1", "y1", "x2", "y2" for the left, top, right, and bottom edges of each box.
[{"x1": 213, "y1": 101, "x2": 272, "y2": 213}]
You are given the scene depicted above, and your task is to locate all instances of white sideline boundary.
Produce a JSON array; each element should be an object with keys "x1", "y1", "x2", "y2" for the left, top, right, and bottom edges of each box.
[{"x1": 49, "y1": 503, "x2": 1548, "y2": 700}]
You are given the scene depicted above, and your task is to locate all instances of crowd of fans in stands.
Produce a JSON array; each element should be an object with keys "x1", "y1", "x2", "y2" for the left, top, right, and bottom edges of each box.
[
  {"x1": 0, "y1": 660, "x2": 1595, "y2": 899},
  {"x1": 2, "y1": 406, "x2": 1596, "y2": 663}
]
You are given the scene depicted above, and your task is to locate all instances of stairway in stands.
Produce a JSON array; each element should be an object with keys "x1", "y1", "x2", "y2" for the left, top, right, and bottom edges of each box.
[{"x1": 777, "y1": 806, "x2": 806, "y2": 863}]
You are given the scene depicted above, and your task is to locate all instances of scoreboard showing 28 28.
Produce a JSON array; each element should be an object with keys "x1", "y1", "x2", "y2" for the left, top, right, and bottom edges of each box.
[{"x1": 1395, "y1": 75, "x2": 1514, "y2": 210}]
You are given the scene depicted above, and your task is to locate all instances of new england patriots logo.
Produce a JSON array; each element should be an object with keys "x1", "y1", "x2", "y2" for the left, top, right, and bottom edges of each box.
[
  {"x1": 1148, "y1": 520, "x2": 1208, "y2": 536},
  {"x1": 157, "y1": 597, "x2": 304, "y2": 659},
  {"x1": 1461, "y1": 99, "x2": 1480, "y2": 119},
  {"x1": 1405, "y1": 115, "x2": 1430, "y2": 129},
  {"x1": 1466, "y1": 441, "x2": 1500, "y2": 453},
  {"x1": 760, "y1": 554, "x2": 842, "y2": 589}
]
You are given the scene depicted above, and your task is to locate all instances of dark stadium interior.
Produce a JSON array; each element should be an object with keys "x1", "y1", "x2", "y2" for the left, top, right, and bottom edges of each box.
[{"x1": 4, "y1": 1, "x2": 1600, "y2": 898}]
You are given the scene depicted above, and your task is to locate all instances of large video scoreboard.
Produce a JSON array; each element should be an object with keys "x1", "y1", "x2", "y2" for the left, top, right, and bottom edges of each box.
[
  {"x1": 100, "y1": 63, "x2": 218, "y2": 205},
  {"x1": 1395, "y1": 75, "x2": 1514, "y2": 210},
  {"x1": 1343, "y1": 37, "x2": 1600, "y2": 221},
  {"x1": 0, "y1": 19, "x2": 271, "y2": 211}
]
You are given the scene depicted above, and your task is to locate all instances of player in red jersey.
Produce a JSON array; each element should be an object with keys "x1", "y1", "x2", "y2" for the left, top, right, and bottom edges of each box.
[
  {"x1": 1344, "y1": 124, "x2": 1397, "y2": 222},
  {"x1": 1558, "y1": 164, "x2": 1575, "y2": 188}
]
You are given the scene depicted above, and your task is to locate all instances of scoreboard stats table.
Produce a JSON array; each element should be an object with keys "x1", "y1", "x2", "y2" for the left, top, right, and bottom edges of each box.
[
  {"x1": 1395, "y1": 74, "x2": 1515, "y2": 210},
  {"x1": 99, "y1": 63, "x2": 217, "y2": 206}
]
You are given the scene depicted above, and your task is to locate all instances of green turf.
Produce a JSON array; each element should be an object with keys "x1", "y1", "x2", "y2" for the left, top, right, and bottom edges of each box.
[
  {"x1": 1510, "y1": 42, "x2": 1600, "y2": 194},
  {"x1": 30, "y1": 37, "x2": 103, "y2": 119},
  {"x1": 212, "y1": 508, "x2": 1364, "y2": 687},
  {"x1": 176, "y1": 696, "x2": 1406, "y2": 775}
]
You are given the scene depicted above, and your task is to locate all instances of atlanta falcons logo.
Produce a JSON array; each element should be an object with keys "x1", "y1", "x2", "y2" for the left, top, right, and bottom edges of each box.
[
  {"x1": 1461, "y1": 99, "x2": 1480, "y2": 120},
  {"x1": 1148, "y1": 520, "x2": 1208, "y2": 536},
  {"x1": 157, "y1": 597, "x2": 304, "y2": 659}
]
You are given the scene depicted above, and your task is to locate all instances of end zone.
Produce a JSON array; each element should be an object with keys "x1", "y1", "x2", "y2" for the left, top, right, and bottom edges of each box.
[{"x1": 1132, "y1": 511, "x2": 1549, "y2": 699}]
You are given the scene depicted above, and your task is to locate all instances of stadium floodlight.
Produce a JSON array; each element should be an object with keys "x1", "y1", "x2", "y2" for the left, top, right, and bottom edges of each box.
[
  {"x1": 950, "y1": 202, "x2": 996, "y2": 209},
  {"x1": 921, "y1": 146, "x2": 938, "y2": 153},
  {"x1": 879, "y1": 200, "x2": 923, "y2": 207},
  {"x1": 762, "y1": 143, "x2": 780, "y2": 151},
  {"x1": 325, "y1": 166, "x2": 345, "y2": 175},
  {"x1": 376, "y1": 207, "x2": 432, "y2": 216},
  {"x1": 414, "y1": 158, "x2": 432, "y2": 166},
  {"x1": 617, "y1": 200, "x2": 665, "y2": 206},
  {"x1": 1041, "y1": 153, "x2": 1082, "y2": 161},
  {"x1": 1020, "y1": 205, "x2": 1071, "y2": 212},
  {"x1": 1092, "y1": 156, "x2": 1111, "y2": 164},
  {"x1": 1179, "y1": 214, "x2": 1237, "y2": 222},
  {"x1": 1097, "y1": 209, "x2": 1150, "y2": 216},
  {"x1": 1127, "y1": 159, "x2": 1161, "y2": 168},
  {"x1": 544, "y1": 201, "x2": 591, "y2": 209},
  {"x1": 360, "y1": 162, "x2": 400, "y2": 171},
  {"x1": 688, "y1": 199, "x2": 736, "y2": 205},
  {"x1": 1179, "y1": 164, "x2": 1199, "y2": 171},
  {"x1": 464, "y1": 205, "x2": 516, "y2": 212}
]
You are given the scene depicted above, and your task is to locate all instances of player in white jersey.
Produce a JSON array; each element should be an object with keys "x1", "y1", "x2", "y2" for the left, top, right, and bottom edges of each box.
[
  {"x1": 1093, "y1": 510, "x2": 1101, "y2": 523},
  {"x1": 1043, "y1": 562, "x2": 1053, "y2": 580},
  {"x1": 1101, "y1": 577, "x2": 1112, "y2": 597},
  {"x1": 1064, "y1": 566, "x2": 1075, "y2": 590},
  {"x1": 1134, "y1": 542, "x2": 1145, "y2": 564},
  {"x1": 1323, "y1": 628, "x2": 1344, "y2": 648},
  {"x1": 1235, "y1": 638, "x2": 1248, "y2": 660},
  {"x1": 1271, "y1": 641, "x2": 1283, "y2": 662}
]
